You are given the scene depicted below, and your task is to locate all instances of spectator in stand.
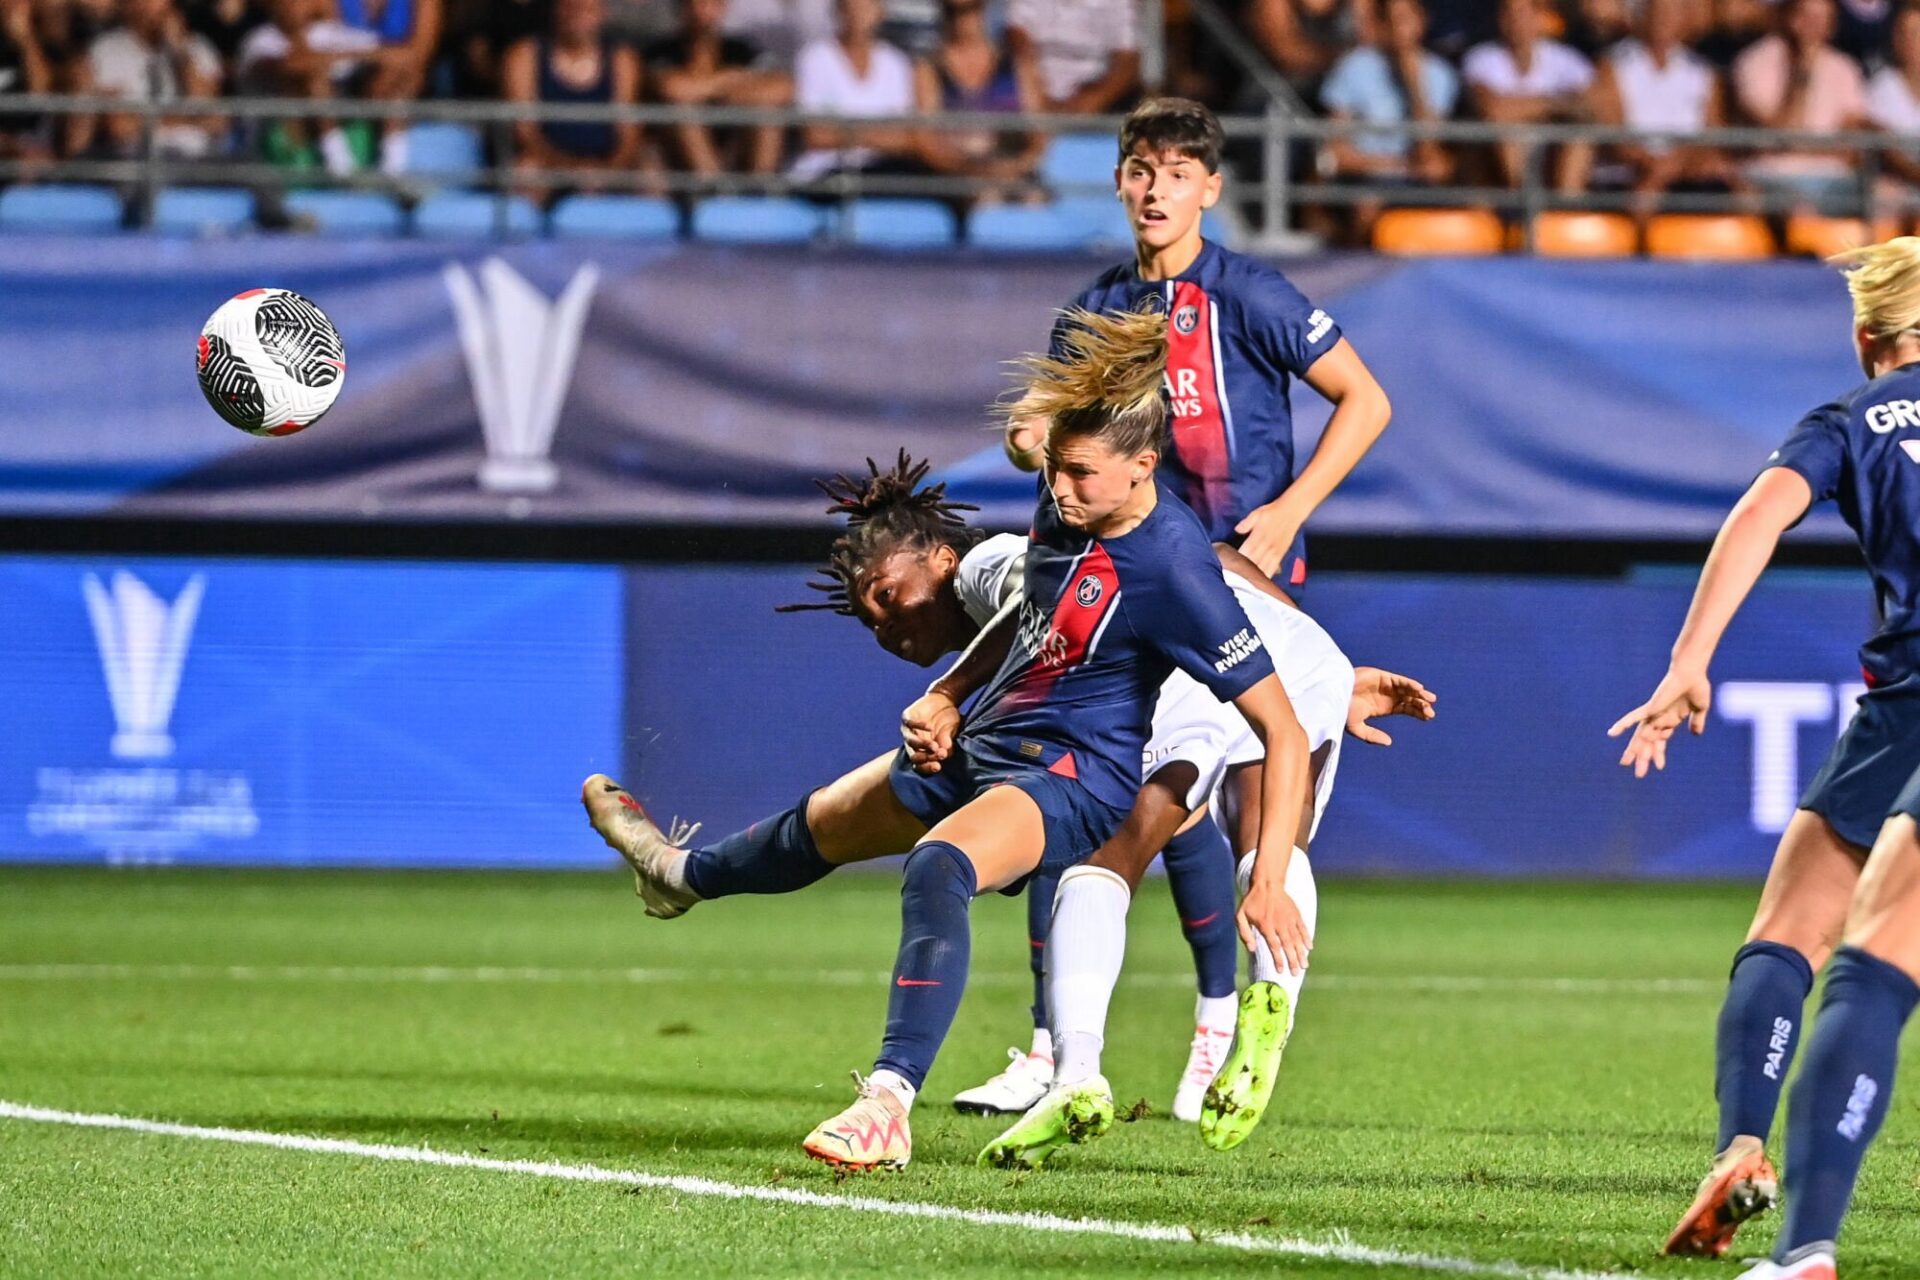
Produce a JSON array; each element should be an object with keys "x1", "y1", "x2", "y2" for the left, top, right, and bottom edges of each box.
[
  {"x1": 182, "y1": 0, "x2": 255, "y2": 63},
  {"x1": 1464, "y1": 0, "x2": 1596, "y2": 191},
  {"x1": 0, "y1": 0, "x2": 53, "y2": 160},
  {"x1": 912, "y1": 0, "x2": 1042, "y2": 193},
  {"x1": 333, "y1": 0, "x2": 443, "y2": 172},
  {"x1": 1732, "y1": 0, "x2": 1866, "y2": 205},
  {"x1": 1007, "y1": 0, "x2": 1139, "y2": 113},
  {"x1": 87, "y1": 0, "x2": 225, "y2": 158},
  {"x1": 504, "y1": 0, "x2": 648, "y2": 195},
  {"x1": 646, "y1": 0, "x2": 788, "y2": 176},
  {"x1": 789, "y1": 0, "x2": 918, "y2": 182},
  {"x1": 1562, "y1": 0, "x2": 1632, "y2": 58},
  {"x1": 1318, "y1": 0, "x2": 1456, "y2": 232},
  {"x1": 1834, "y1": 0, "x2": 1895, "y2": 69},
  {"x1": 447, "y1": 0, "x2": 546, "y2": 97},
  {"x1": 30, "y1": 0, "x2": 106, "y2": 155},
  {"x1": 1695, "y1": 0, "x2": 1774, "y2": 68},
  {"x1": 1591, "y1": 0, "x2": 1745, "y2": 198},
  {"x1": 1244, "y1": 0, "x2": 1372, "y2": 92},
  {"x1": 1866, "y1": 1, "x2": 1920, "y2": 199},
  {"x1": 236, "y1": 0, "x2": 382, "y2": 174}
]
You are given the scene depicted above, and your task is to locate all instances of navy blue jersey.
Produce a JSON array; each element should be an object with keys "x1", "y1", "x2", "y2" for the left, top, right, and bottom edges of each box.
[
  {"x1": 960, "y1": 481, "x2": 1277, "y2": 810},
  {"x1": 1055, "y1": 240, "x2": 1343, "y2": 586},
  {"x1": 1767, "y1": 361, "x2": 1920, "y2": 683}
]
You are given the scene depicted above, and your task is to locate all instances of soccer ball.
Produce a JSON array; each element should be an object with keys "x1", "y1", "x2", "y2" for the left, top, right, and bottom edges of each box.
[{"x1": 195, "y1": 289, "x2": 345, "y2": 436}]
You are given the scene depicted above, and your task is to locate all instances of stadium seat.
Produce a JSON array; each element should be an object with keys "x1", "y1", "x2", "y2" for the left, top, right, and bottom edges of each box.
[
  {"x1": 690, "y1": 195, "x2": 823, "y2": 244},
  {"x1": 1644, "y1": 214, "x2": 1774, "y2": 261},
  {"x1": 1040, "y1": 132, "x2": 1116, "y2": 193},
  {"x1": 402, "y1": 122, "x2": 486, "y2": 182},
  {"x1": 0, "y1": 183, "x2": 123, "y2": 234},
  {"x1": 1530, "y1": 211, "x2": 1636, "y2": 258},
  {"x1": 967, "y1": 204, "x2": 1082, "y2": 250},
  {"x1": 1371, "y1": 207, "x2": 1505, "y2": 256},
  {"x1": 283, "y1": 190, "x2": 407, "y2": 237},
  {"x1": 411, "y1": 191, "x2": 543, "y2": 238},
  {"x1": 1785, "y1": 214, "x2": 1900, "y2": 260},
  {"x1": 152, "y1": 187, "x2": 256, "y2": 237},
  {"x1": 549, "y1": 193, "x2": 680, "y2": 240},
  {"x1": 843, "y1": 198, "x2": 958, "y2": 248}
]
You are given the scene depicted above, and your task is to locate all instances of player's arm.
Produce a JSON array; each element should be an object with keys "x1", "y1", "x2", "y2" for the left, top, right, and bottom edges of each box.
[
  {"x1": 1228, "y1": 674, "x2": 1313, "y2": 973},
  {"x1": 901, "y1": 595, "x2": 1020, "y2": 772},
  {"x1": 1237, "y1": 339, "x2": 1391, "y2": 576},
  {"x1": 1609, "y1": 466, "x2": 1813, "y2": 776}
]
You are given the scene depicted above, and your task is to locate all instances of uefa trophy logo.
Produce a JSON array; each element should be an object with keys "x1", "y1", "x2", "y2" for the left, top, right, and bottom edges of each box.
[
  {"x1": 443, "y1": 256, "x2": 600, "y2": 495},
  {"x1": 82, "y1": 571, "x2": 205, "y2": 760}
]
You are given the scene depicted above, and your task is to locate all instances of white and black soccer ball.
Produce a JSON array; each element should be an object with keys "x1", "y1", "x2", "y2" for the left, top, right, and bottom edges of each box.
[{"x1": 196, "y1": 288, "x2": 345, "y2": 436}]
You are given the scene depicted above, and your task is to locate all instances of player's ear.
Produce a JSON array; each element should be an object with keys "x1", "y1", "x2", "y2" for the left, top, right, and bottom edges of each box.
[
  {"x1": 1200, "y1": 171, "x2": 1223, "y2": 210},
  {"x1": 929, "y1": 542, "x2": 959, "y2": 577}
]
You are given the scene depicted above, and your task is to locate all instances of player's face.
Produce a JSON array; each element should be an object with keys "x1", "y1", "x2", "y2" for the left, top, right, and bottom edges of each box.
[
  {"x1": 1117, "y1": 145, "x2": 1220, "y2": 253},
  {"x1": 1046, "y1": 432, "x2": 1156, "y2": 530},
  {"x1": 852, "y1": 544, "x2": 966, "y2": 667}
]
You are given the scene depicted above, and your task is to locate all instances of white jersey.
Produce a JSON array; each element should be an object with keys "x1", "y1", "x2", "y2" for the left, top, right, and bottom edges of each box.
[{"x1": 953, "y1": 535, "x2": 1353, "y2": 830}]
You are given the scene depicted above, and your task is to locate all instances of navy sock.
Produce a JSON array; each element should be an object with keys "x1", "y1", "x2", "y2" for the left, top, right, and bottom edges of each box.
[
  {"x1": 875, "y1": 841, "x2": 977, "y2": 1091},
  {"x1": 1776, "y1": 947, "x2": 1920, "y2": 1260},
  {"x1": 682, "y1": 795, "x2": 834, "y2": 900},
  {"x1": 1714, "y1": 939, "x2": 1815, "y2": 1151},
  {"x1": 1026, "y1": 870, "x2": 1058, "y2": 1030},
  {"x1": 1161, "y1": 819, "x2": 1238, "y2": 1000}
]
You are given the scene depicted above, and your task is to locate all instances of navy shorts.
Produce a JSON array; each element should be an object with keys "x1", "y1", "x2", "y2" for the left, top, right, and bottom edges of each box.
[
  {"x1": 887, "y1": 745, "x2": 1127, "y2": 883},
  {"x1": 1801, "y1": 671, "x2": 1920, "y2": 849},
  {"x1": 1891, "y1": 765, "x2": 1920, "y2": 827}
]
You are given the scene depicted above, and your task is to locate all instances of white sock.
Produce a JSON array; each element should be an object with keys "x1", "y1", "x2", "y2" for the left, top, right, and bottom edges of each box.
[
  {"x1": 1045, "y1": 864, "x2": 1130, "y2": 1086},
  {"x1": 868, "y1": 1068, "x2": 916, "y2": 1110},
  {"x1": 320, "y1": 127, "x2": 356, "y2": 176},
  {"x1": 1028, "y1": 1026, "x2": 1053, "y2": 1061},
  {"x1": 1237, "y1": 849, "x2": 1317, "y2": 1008},
  {"x1": 1196, "y1": 992, "x2": 1236, "y2": 1032},
  {"x1": 379, "y1": 130, "x2": 410, "y2": 175}
]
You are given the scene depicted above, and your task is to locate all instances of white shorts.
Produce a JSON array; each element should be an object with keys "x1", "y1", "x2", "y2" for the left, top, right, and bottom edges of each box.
[{"x1": 1142, "y1": 585, "x2": 1354, "y2": 841}]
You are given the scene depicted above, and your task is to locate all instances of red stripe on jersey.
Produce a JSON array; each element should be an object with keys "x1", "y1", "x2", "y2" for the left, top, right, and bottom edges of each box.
[
  {"x1": 1002, "y1": 543, "x2": 1121, "y2": 710},
  {"x1": 1290, "y1": 556, "x2": 1307, "y2": 586},
  {"x1": 1165, "y1": 282, "x2": 1233, "y2": 530}
]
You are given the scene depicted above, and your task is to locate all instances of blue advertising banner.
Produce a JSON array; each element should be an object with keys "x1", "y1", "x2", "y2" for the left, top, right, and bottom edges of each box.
[
  {"x1": 0, "y1": 238, "x2": 1863, "y2": 539},
  {"x1": 0, "y1": 556, "x2": 623, "y2": 865}
]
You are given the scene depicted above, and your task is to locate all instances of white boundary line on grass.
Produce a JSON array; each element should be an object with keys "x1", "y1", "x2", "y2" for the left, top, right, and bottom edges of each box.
[
  {"x1": 0, "y1": 963, "x2": 1718, "y2": 996},
  {"x1": 0, "y1": 1099, "x2": 1638, "y2": 1280}
]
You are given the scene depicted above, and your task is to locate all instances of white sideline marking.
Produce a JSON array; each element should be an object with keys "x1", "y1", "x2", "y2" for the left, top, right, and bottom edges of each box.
[
  {"x1": 0, "y1": 963, "x2": 1717, "y2": 996},
  {"x1": 0, "y1": 1099, "x2": 1636, "y2": 1280}
]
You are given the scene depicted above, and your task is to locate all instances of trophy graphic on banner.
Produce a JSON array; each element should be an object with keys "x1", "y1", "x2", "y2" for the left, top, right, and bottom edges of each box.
[{"x1": 83, "y1": 571, "x2": 205, "y2": 761}]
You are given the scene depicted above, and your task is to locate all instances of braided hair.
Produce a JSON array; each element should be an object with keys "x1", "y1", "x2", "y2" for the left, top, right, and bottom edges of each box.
[{"x1": 779, "y1": 450, "x2": 984, "y2": 616}]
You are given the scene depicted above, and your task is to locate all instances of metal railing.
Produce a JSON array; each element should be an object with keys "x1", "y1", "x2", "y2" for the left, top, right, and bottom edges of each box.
[{"x1": 2, "y1": 93, "x2": 1914, "y2": 246}]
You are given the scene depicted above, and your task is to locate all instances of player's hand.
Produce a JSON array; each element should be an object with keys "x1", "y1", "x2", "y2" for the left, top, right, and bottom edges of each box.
[
  {"x1": 1607, "y1": 667, "x2": 1712, "y2": 778},
  {"x1": 1237, "y1": 873, "x2": 1312, "y2": 976},
  {"x1": 1346, "y1": 666, "x2": 1436, "y2": 746},
  {"x1": 1233, "y1": 497, "x2": 1307, "y2": 579},
  {"x1": 901, "y1": 691, "x2": 961, "y2": 774},
  {"x1": 1003, "y1": 395, "x2": 1047, "y2": 472}
]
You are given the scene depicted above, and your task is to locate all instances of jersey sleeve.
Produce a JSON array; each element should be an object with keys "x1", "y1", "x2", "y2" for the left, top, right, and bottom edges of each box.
[
  {"x1": 953, "y1": 533, "x2": 1027, "y2": 626},
  {"x1": 1763, "y1": 402, "x2": 1848, "y2": 503},
  {"x1": 1241, "y1": 266, "x2": 1343, "y2": 377},
  {"x1": 1134, "y1": 539, "x2": 1277, "y2": 703}
]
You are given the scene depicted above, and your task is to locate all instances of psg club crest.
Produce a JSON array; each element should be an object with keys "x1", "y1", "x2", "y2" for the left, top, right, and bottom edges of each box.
[
  {"x1": 1172, "y1": 304, "x2": 1200, "y2": 335},
  {"x1": 1075, "y1": 574, "x2": 1104, "y2": 607}
]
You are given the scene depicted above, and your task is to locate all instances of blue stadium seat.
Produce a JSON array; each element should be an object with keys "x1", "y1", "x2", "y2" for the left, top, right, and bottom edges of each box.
[
  {"x1": 967, "y1": 204, "x2": 1083, "y2": 251},
  {"x1": 843, "y1": 199, "x2": 957, "y2": 248},
  {"x1": 549, "y1": 194, "x2": 680, "y2": 240},
  {"x1": 1040, "y1": 133, "x2": 1116, "y2": 193},
  {"x1": 283, "y1": 190, "x2": 406, "y2": 237},
  {"x1": 1053, "y1": 195, "x2": 1134, "y2": 251},
  {"x1": 690, "y1": 195, "x2": 823, "y2": 244},
  {"x1": 152, "y1": 187, "x2": 256, "y2": 237},
  {"x1": 412, "y1": 191, "x2": 543, "y2": 238},
  {"x1": 403, "y1": 122, "x2": 486, "y2": 182},
  {"x1": 0, "y1": 184, "x2": 123, "y2": 234}
]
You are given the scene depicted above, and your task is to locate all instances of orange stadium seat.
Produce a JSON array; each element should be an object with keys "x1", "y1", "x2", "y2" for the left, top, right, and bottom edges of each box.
[
  {"x1": 1644, "y1": 214, "x2": 1775, "y2": 261},
  {"x1": 1371, "y1": 207, "x2": 1506, "y2": 256},
  {"x1": 1785, "y1": 214, "x2": 1901, "y2": 260},
  {"x1": 1530, "y1": 212, "x2": 1638, "y2": 258}
]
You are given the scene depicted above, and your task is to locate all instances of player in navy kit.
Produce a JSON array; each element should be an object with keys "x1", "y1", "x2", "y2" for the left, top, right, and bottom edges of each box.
[
  {"x1": 1612, "y1": 239, "x2": 1920, "y2": 1276},
  {"x1": 984, "y1": 94, "x2": 1393, "y2": 1117}
]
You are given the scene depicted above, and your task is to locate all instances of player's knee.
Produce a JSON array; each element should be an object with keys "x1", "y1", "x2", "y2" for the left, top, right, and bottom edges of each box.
[{"x1": 902, "y1": 840, "x2": 978, "y2": 903}]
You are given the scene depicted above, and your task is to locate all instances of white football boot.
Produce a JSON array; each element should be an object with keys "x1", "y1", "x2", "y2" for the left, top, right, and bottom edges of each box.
[
  {"x1": 580, "y1": 773, "x2": 701, "y2": 919},
  {"x1": 1737, "y1": 1247, "x2": 1837, "y2": 1280},
  {"x1": 1172, "y1": 1021, "x2": 1235, "y2": 1122},
  {"x1": 952, "y1": 1046, "x2": 1054, "y2": 1115}
]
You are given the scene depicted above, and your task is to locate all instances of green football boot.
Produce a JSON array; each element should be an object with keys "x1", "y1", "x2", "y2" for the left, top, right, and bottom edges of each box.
[
  {"x1": 977, "y1": 1075, "x2": 1115, "y2": 1169},
  {"x1": 1198, "y1": 981, "x2": 1293, "y2": 1152}
]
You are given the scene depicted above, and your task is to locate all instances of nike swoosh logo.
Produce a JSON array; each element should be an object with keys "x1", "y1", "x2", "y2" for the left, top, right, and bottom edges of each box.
[
  {"x1": 894, "y1": 977, "x2": 941, "y2": 987},
  {"x1": 1182, "y1": 912, "x2": 1219, "y2": 928}
]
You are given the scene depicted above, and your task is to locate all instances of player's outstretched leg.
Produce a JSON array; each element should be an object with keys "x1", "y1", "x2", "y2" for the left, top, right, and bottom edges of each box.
[
  {"x1": 581, "y1": 774, "x2": 703, "y2": 919},
  {"x1": 1200, "y1": 848, "x2": 1315, "y2": 1152},
  {"x1": 978, "y1": 864, "x2": 1127, "y2": 1168},
  {"x1": 1162, "y1": 816, "x2": 1240, "y2": 1122}
]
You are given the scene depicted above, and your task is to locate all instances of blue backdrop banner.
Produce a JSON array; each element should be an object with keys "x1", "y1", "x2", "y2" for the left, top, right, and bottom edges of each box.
[{"x1": 0, "y1": 238, "x2": 1862, "y2": 539}]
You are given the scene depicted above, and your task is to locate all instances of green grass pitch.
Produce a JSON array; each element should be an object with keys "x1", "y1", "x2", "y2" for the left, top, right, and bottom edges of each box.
[{"x1": 2, "y1": 867, "x2": 1916, "y2": 1278}]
